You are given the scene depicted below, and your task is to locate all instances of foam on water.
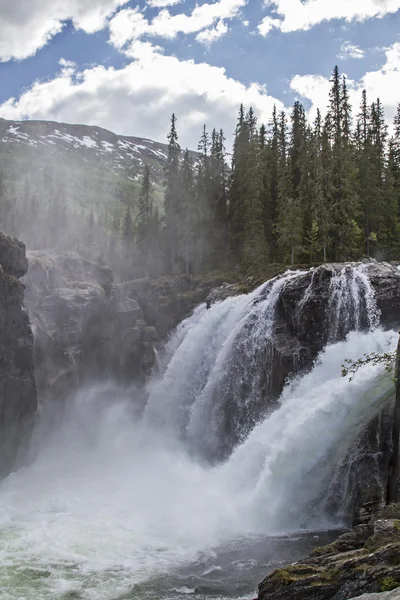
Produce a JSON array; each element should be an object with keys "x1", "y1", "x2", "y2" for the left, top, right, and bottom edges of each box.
[{"x1": 0, "y1": 267, "x2": 397, "y2": 599}]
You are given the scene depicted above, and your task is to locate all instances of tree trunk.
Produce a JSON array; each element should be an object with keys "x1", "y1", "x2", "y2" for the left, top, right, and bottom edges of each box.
[{"x1": 386, "y1": 334, "x2": 400, "y2": 504}]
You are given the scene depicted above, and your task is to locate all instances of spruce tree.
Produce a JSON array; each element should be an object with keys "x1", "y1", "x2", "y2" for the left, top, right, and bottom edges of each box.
[
  {"x1": 228, "y1": 104, "x2": 250, "y2": 263},
  {"x1": 164, "y1": 114, "x2": 182, "y2": 273},
  {"x1": 241, "y1": 131, "x2": 268, "y2": 271},
  {"x1": 327, "y1": 67, "x2": 360, "y2": 260},
  {"x1": 180, "y1": 149, "x2": 196, "y2": 274},
  {"x1": 276, "y1": 111, "x2": 303, "y2": 264}
]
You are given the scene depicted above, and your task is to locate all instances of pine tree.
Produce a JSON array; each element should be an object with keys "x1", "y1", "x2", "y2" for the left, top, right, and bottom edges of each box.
[
  {"x1": 241, "y1": 131, "x2": 268, "y2": 271},
  {"x1": 326, "y1": 67, "x2": 360, "y2": 260},
  {"x1": 180, "y1": 149, "x2": 196, "y2": 274},
  {"x1": 228, "y1": 104, "x2": 250, "y2": 263},
  {"x1": 164, "y1": 113, "x2": 182, "y2": 273},
  {"x1": 137, "y1": 164, "x2": 152, "y2": 245},
  {"x1": 276, "y1": 111, "x2": 303, "y2": 264},
  {"x1": 208, "y1": 128, "x2": 228, "y2": 267},
  {"x1": 122, "y1": 206, "x2": 133, "y2": 240},
  {"x1": 267, "y1": 105, "x2": 280, "y2": 260}
]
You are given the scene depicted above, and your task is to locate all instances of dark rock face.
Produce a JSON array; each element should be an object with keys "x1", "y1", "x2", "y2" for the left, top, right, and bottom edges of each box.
[
  {"x1": 258, "y1": 504, "x2": 400, "y2": 600},
  {"x1": 22, "y1": 250, "x2": 160, "y2": 405},
  {"x1": 0, "y1": 233, "x2": 37, "y2": 476},
  {"x1": 275, "y1": 262, "x2": 400, "y2": 360},
  {"x1": 0, "y1": 231, "x2": 28, "y2": 277},
  {"x1": 272, "y1": 262, "x2": 400, "y2": 522},
  {"x1": 119, "y1": 273, "x2": 233, "y2": 338}
]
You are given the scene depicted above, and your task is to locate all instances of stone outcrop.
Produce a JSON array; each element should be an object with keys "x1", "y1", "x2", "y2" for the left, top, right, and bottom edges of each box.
[
  {"x1": 0, "y1": 233, "x2": 37, "y2": 476},
  {"x1": 119, "y1": 272, "x2": 234, "y2": 338},
  {"x1": 23, "y1": 250, "x2": 160, "y2": 405},
  {"x1": 258, "y1": 504, "x2": 400, "y2": 600}
]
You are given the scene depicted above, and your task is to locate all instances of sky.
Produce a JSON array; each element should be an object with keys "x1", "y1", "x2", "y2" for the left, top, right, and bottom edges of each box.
[{"x1": 0, "y1": 0, "x2": 399, "y2": 149}]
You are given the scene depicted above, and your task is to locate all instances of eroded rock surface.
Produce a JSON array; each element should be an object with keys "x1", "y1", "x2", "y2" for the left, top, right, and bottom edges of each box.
[{"x1": 0, "y1": 233, "x2": 37, "y2": 476}]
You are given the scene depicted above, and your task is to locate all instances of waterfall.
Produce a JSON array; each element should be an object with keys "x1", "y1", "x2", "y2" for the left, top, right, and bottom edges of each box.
[
  {"x1": 145, "y1": 270, "x2": 301, "y2": 459},
  {"x1": 0, "y1": 263, "x2": 397, "y2": 600},
  {"x1": 328, "y1": 264, "x2": 381, "y2": 340}
]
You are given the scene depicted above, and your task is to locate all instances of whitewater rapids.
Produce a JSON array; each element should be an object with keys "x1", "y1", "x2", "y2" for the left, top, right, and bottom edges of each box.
[{"x1": 0, "y1": 279, "x2": 397, "y2": 599}]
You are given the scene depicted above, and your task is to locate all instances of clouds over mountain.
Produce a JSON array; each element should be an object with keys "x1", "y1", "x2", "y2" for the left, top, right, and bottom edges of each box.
[
  {"x1": 0, "y1": 0, "x2": 399, "y2": 148},
  {"x1": 0, "y1": 41, "x2": 282, "y2": 149}
]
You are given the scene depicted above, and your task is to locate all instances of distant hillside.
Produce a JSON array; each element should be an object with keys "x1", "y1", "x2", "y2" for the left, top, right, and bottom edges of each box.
[
  {"x1": 0, "y1": 118, "x2": 183, "y2": 255},
  {"x1": 0, "y1": 117, "x2": 170, "y2": 185}
]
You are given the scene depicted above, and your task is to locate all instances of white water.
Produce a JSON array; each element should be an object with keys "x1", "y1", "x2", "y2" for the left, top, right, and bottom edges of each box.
[
  {"x1": 0, "y1": 268, "x2": 397, "y2": 599},
  {"x1": 145, "y1": 271, "x2": 301, "y2": 457},
  {"x1": 328, "y1": 264, "x2": 381, "y2": 340}
]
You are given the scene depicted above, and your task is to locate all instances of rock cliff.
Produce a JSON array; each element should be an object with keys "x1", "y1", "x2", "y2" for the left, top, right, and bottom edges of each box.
[
  {"x1": 0, "y1": 232, "x2": 37, "y2": 476},
  {"x1": 22, "y1": 250, "x2": 160, "y2": 405},
  {"x1": 22, "y1": 250, "x2": 230, "y2": 408}
]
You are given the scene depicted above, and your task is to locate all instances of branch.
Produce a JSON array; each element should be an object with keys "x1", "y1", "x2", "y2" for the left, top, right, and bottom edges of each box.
[{"x1": 341, "y1": 351, "x2": 396, "y2": 382}]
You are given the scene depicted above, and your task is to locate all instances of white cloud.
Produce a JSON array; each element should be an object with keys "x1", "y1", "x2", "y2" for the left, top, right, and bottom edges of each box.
[
  {"x1": 147, "y1": 0, "x2": 182, "y2": 6},
  {"x1": 338, "y1": 41, "x2": 365, "y2": 60},
  {"x1": 0, "y1": 42, "x2": 283, "y2": 150},
  {"x1": 109, "y1": 0, "x2": 246, "y2": 50},
  {"x1": 258, "y1": 0, "x2": 400, "y2": 36},
  {"x1": 0, "y1": 0, "x2": 129, "y2": 62},
  {"x1": 196, "y1": 20, "x2": 228, "y2": 45},
  {"x1": 290, "y1": 42, "x2": 400, "y2": 126},
  {"x1": 109, "y1": 7, "x2": 149, "y2": 48},
  {"x1": 257, "y1": 16, "x2": 282, "y2": 36}
]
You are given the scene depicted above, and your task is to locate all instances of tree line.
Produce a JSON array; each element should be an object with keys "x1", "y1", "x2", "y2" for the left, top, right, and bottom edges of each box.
[
  {"x1": 129, "y1": 65, "x2": 400, "y2": 277},
  {"x1": 1, "y1": 64, "x2": 400, "y2": 280}
]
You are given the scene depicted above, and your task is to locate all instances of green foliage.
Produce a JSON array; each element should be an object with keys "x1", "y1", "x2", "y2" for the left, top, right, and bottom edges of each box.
[
  {"x1": 380, "y1": 576, "x2": 399, "y2": 592},
  {"x1": 341, "y1": 351, "x2": 396, "y2": 381},
  {"x1": 1, "y1": 65, "x2": 400, "y2": 282}
]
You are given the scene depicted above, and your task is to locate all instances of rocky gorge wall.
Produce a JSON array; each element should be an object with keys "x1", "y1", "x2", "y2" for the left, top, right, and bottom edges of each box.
[
  {"x1": 22, "y1": 249, "x2": 229, "y2": 408},
  {"x1": 0, "y1": 232, "x2": 37, "y2": 477}
]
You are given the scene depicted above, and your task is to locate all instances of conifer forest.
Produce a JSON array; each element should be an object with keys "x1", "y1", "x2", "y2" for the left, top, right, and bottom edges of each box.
[{"x1": 2, "y1": 65, "x2": 400, "y2": 280}]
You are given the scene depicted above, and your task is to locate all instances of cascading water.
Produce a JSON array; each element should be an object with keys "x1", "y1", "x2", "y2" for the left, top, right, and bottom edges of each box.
[
  {"x1": 328, "y1": 263, "x2": 381, "y2": 340},
  {"x1": 145, "y1": 270, "x2": 301, "y2": 458},
  {"x1": 0, "y1": 265, "x2": 397, "y2": 600}
]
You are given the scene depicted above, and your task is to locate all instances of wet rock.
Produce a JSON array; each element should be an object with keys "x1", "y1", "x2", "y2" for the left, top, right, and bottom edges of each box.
[
  {"x1": 118, "y1": 272, "x2": 238, "y2": 337},
  {"x1": 22, "y1": 250, "x2": 159, "y2": 405},
  {"x1": 0, "y1": 231, "x2": 28, "y2": 277},
  {"x1": 0, "y1": 232, "x2": 37, "y2": 476},
  {"x1": 258, "y1": 505, "x2": 400, "y2": 600},
  {"x1": 205, "y1": 282, "x2": 244, "y2": 305},
  {"x1": 349, "y1": 591, "x2": 400, "y2": 599}
]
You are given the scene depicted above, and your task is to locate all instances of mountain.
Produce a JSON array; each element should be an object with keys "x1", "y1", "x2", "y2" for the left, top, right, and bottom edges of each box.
[
  {"x1": 0, "y1": 117, "x2": 170, "y2": 187},
  {"x1": 0, "y1": 117, "x2": 178, "y2": 255}
]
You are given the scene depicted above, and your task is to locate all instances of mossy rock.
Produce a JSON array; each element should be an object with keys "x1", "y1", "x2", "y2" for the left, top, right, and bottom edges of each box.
[{"x1": 381, "y1": 576, "x2": 400, "y2": 592}]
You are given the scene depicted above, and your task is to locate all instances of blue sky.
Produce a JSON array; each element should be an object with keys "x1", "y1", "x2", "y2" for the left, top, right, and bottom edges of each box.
[{"x1": 0, "y1": 0, "x2": 399, "y2": 148}]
